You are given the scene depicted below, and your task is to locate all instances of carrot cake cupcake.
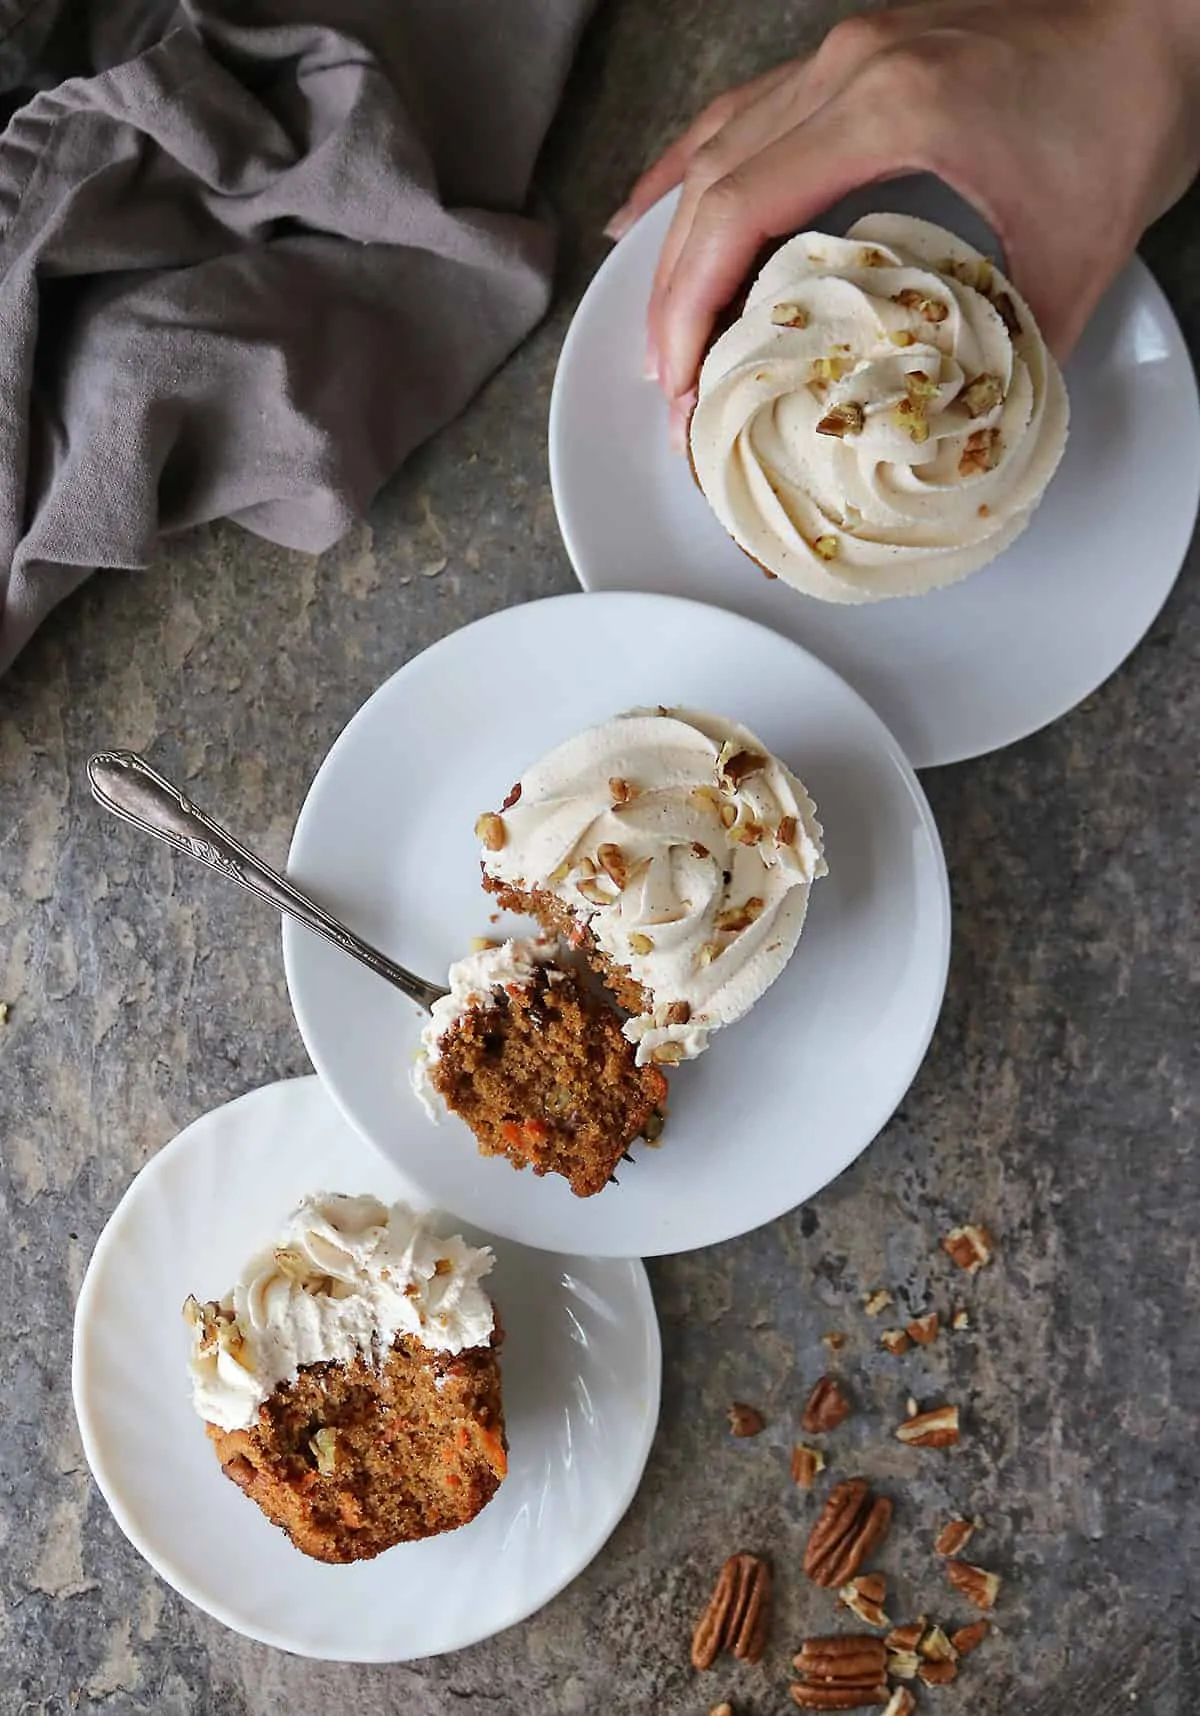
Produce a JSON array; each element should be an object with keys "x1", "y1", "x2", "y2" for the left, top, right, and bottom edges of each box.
[
  {"x1": 475, "y1": 707, "x2": 825, "y2": 1067},
  {"x1": 689, "y1": 213, "x2": 1069, "y2": 601},
  {"x1": 412, "y1": 938, "x2": 668, "y2": 1196},
  {"x1": 184, "y1": 1193, "x2": 506, "y2": 1563}
]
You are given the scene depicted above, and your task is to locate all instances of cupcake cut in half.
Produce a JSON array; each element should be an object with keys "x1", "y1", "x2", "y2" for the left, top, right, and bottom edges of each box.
[
  {"x1": 185, "y1": 1193, "x2": 506, "y2": 1563},
  {"x1": 476, "y1": 706, "x2": 825, "y2": 1067}
]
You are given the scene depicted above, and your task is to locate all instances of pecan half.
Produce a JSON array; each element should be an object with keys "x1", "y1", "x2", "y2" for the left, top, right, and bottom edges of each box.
[
  {"x1": 934, "y1": 1516, "x2": 976, "y2": 1557},
  {"x1": 791, "y1": 1635, "x2": 890, "y2": 1708},
  {"x1": 691, "y1": 1554, "x2": 772, "y2": 1670},
  {"x1": 895, "y1": 1404, "x2": 960, "y2": 1448},
  {"x1": 804, "y1": 1479, "x2": 893, "y2": 1587},
  {"x1": 802, "y1": 1376, "x2": 853, "y2": 1434},
  {"x1": 728, "y1": 1402, "x2": 765, "y2": 1438},
  {"x1": 946, "y1": 1558, "x2": 1001, "y2": 1610}
]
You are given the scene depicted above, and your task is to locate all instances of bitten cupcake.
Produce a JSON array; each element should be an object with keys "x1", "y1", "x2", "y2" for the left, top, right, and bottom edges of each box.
[
  {"x1": 689, "y1": 212, "x2": 1069, "y2": 602},
  {"x1": 184, "y1": 1193, "x2": 506, "y2": 1563}
]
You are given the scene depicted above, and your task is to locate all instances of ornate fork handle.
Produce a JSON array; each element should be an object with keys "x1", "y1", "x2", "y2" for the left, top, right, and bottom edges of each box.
[{"x1": 87, "y1": 750, "x2": 448, "y2": 1013}]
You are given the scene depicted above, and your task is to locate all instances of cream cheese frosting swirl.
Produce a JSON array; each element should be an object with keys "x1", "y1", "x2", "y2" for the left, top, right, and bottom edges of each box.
[
  {"x1": 690, "y1": 212, "x2": 1069, "y2": 601},
  {"x1": 184, "y1": 1193, "x2": 495, "y2": 1432},
  {"x1": 480, "y1": 708, "x2": 825, "y2": 1064}
]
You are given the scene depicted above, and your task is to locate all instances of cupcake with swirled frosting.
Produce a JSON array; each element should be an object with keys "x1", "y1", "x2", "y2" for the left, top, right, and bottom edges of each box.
[
  {"x1": 689, "y1": 213, "x2": 1069, "y2": 602},
  {"x1": 477, "y1": 707, "x2": 826, "y2": 1066}
]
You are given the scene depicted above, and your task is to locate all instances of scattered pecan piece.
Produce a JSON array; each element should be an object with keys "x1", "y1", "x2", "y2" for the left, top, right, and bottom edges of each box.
[
  {"x1": 950, "y1": 1307, "x2": 970, "y2": 1331},
  {"x1": 838, "y1": 1575, "x2": 891, "y2": 1629},
  {"x1": 728, "y1": 1402, "x2": 765, "y2": 1438},
  {"x1": 952, "y1": 1619, "x2": 991, "y2": 1655},
  {"x1": 609, "y1": 776, "x2": 635, "y2": 805},
  {"x1": 691, "y1": 1553, "x2": 772, "y2": 1670},
  {"x1": 823, "y1": 1329, "x2": 847, "y2": 1352},
  {"x1": 919, "y1": 1658, "x2": 958, "y2": 1687},
  {"x1": 792, "y1": 1443, "x2": 827, "y2": 1488},
  {"x1": 906, "y1": 1311, "x2": 939, "y2": 1345},
  {"x1": 886, "y1": 1621, "x2": 925, "y2": 1655},
  {"x1": 804, "y1": 1479, "x2": 893, "y2": 1587},
  {"x1": 710, "y1": 1705, "x2": 734, "y2": 1716},
  {"x1": 895, "y1": 1404, "x2": 960, "y2": 1448},
  {"x1": 499, "y1": 781, "x2": 522, "y2": 810},
  {"x1": 934, "y1": 1517, "x2": 976, "y2": 1557},
  {"x1": 942, "y1": 1224, "x2": 994, "y2": 1273},
  {"x1": 879, "y1": 1329, "x2": 911, "y2": 1355},
  {"x1": 885, "y1": 1650, "x2": 920, "y2": 1682},
  {"x1": 920, "y1": 1624, "x2": 957, "y2": 1664},
  {"x1": 946, "y1": 1559, "x2": 1001, "y2": 1610},
  {"x1": 862, "y1": 1288, "x2": 893, "y2": 1317},
  {"x1": 802, "y1": 1376, "x2": 853, "y2": 1434},
  {"x1": 881, "y1": 1692, "x2": 916, "y2": 1716}
]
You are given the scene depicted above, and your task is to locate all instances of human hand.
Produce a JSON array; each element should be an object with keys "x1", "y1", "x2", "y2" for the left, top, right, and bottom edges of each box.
[{"x1": 607, "y1": 0, "x2": 1200, "y2": 447}]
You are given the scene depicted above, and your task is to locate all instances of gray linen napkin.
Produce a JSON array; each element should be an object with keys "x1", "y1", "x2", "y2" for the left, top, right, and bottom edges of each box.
[{"x1": 0, "y1": 0, "x2": 590, "y2": 672}]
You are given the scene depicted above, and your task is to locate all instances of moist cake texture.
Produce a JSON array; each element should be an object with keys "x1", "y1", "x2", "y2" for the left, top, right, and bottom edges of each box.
[
  {"x1": 413, "y1": 938, "x2": 667, "y2": 1197},
  {"x1": 185, "y1": 1193, "x2": 505, "y2": 1562}
]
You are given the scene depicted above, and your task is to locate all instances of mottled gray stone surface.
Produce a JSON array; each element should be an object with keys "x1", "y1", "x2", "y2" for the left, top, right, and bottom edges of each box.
[{"x1": 2, "y1": 2, "x2": 1199, "y2": 1712}]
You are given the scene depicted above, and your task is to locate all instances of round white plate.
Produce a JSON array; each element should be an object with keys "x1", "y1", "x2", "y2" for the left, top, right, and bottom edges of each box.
[
  {"x1": 72, "y1": 1078, "x2": 661, "y2": 1662},
  {"x1": 283, "y1": 591, "x2": 950, "y2": 1258},
  {"x1": 549, "y1": 182, "x2": 1200, "y2": 769}
]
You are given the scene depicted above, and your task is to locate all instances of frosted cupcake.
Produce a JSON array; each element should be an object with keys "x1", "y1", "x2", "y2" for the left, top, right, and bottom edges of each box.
[
  {"x1": 689, "y1": 213, "x2": 1069, "y2": 602},
  {"x1": 185, "y1": 1193, "x2": 506, "y2": 1563},
  {"x1": 476, "y1": 706, "x2": 826, "y2": 1066}
]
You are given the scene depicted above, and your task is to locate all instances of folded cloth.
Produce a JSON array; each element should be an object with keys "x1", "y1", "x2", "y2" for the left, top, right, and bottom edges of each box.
[{"x1": 0, "y1": 0, "x2": 591, "y2": 672}]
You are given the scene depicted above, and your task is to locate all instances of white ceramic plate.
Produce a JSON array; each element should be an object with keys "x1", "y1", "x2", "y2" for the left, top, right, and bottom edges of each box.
[
  {"x1": 549, "y1": 182, "x2": 1200, "y2": 769},
  {"x1": 72, "y1": 1078, "x2": 661, "y2": 1662},
  {"x1": 282, "y1": 591, "x2": 950, "y2": 1258}
]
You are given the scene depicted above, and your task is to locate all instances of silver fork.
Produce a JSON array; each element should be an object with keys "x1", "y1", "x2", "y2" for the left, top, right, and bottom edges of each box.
[{"x1": 87, "y1": 750, "x2": 448, "y2": 1012}]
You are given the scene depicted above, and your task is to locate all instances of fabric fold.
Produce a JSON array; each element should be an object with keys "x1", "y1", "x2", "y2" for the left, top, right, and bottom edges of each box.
[{"x1": 0, "y1": 0, "x2": 590, "y2": 672}]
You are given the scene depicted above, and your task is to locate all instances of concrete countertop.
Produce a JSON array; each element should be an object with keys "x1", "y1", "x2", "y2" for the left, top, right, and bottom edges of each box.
[{"x1": 2, "y1": 2, "x2": 1198, "y2": 1711}]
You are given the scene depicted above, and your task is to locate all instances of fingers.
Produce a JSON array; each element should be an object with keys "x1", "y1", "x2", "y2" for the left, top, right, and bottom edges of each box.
[
  {"x1": 655, "y1": 110, "x2": 900, "y2": 402},
  {"x1": 604, "y1": 62, "x2": 795, "y2": 241}
]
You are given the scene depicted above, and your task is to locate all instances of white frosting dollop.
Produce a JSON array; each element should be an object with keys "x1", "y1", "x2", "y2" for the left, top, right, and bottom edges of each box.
[
  {"x1": 480, "y1": 707, "x2": 825, "y2": 1064},
  {"x1": 184, "y1": 1193, "x2": 495, "y2": 1432},
  {"x1": 690, "y1": 212, "x2": 1069, "y2": 601},
  {"x1": 411, "y1": 937, "x2": 558, "y2": 1120}
]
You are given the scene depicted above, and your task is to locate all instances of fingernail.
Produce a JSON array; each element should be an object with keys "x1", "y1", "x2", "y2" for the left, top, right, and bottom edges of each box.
[
  {"x1": 604, "y1": 205, "x2": 633, "y2": 242},
  {"x1": 643, "y1": 334, "x2": 659, "y2": 382}
]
